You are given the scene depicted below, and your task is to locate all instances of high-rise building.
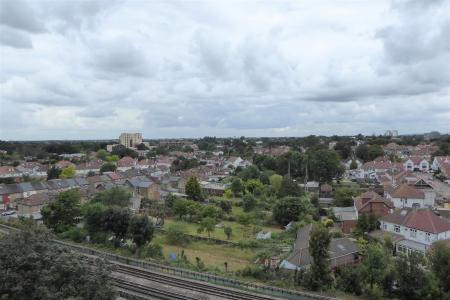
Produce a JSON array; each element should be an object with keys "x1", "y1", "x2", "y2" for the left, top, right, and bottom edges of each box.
[{"x1": 119, "y1": 133, "x2": 142, "y2": 148}]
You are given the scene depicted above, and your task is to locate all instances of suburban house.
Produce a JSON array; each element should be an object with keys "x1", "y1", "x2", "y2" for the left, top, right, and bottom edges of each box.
[
  {"x1": 200, "y1": 182, "x2": 230, "y2": 196},
  {"x1": 55, "y1": 160, "x2": 76, "y2": 169},
  {"x1": 16, "y1": 162, "x2": 48, "y2": 178},
  {"x1": 320, "y1": 183, "x2": 333, "y2": 198},
  {"x1": 332, "y1": 206, "x2": 358, "y2": 233},
  {"x1": 379, "y1": 208, "x2": 450, "y2": 254},
  {"x1": 75, "y1": 160, "x2": 102, "y2": 176},
  {"x1": 117, "y1": 156, "x2": 137, "y2": 171},
  {"x1": 0, "y1": 166, "x2": 22, "y2": 180},
  {"x1": 280, "y1": 224, "x2": 360, "y2": 270},
  {"x1": 126, "y1": 177, "x2": 160, "y2": 201},
  {"x1": 403, "y1": 156, "x2": 429, "y2": 172},
  {"x1": 432, "y1": 156, "x2": 450, "y2": 179},
  {"x1": 353, "y1": 191, "x2": 394, "y2": 217},
  {"x1": 224, "y1": 157, "x2": 251, "y2": 169},
  {"x1": 342, "y1": 158, "x2": 362, "y2": 170},
  {"x1": 17, "y1": 193, "x2": 49, "y2": 216},
  {"x1": 387, "y1": 183, "x2": 434, "y2": 209}
]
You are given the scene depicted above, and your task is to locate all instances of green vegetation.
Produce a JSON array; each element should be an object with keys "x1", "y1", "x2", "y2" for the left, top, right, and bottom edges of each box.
[{"x1": 0, "y1": 229, "x2": 116, "y2": 300}]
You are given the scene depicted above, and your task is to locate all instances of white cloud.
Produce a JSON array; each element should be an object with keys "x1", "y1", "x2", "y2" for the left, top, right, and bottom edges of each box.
[{"x1": 0, "y1": 0, "x2": 449, "y2": 140}]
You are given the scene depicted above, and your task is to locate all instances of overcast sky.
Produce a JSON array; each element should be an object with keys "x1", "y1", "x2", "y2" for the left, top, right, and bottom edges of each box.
[{"x1": 0, "y1": 0, "x2": 449, "y2": 140}]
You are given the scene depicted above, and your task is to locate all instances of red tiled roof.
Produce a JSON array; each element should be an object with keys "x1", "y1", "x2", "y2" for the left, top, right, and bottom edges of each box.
[
  {"x1": 392, "y1": 184, "x2": 425, "y2": 199},
  {"x1": 118, "y1": 156, "x2": 136, "y2": 167},
  {"x1": 381, "y1": 209, "x2": 450, "y2": 234},
  {"x1": 354, "y1": 191, "x2": 394, "y2": 211},
  {"x1": 405, "y1": 210, "x2": 450, "y2": 234}
]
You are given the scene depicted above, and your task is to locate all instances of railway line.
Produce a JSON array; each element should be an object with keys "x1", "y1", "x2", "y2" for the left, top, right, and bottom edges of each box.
[
  {"x1": 115, "y1": 264, "x2": 281, "y2": 300},
  {"x1": 112, "y1": 277, "x2": 198, "y2": 300}
]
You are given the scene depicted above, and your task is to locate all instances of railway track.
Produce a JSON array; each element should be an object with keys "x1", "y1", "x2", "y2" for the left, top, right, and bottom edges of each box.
[
  {"x1": 115, "y1": 264, "x2": 281, "y2": 300},
  {"x1": 112, "y1": 277, "x2": 198, "y2": 300}
]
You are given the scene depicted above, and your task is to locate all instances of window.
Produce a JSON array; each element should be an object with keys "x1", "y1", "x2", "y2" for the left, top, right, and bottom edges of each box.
[
  {"x1": 383, "y1": 223, "x2": 387, "y2": 230},
  {"x1": 410, "y1": 229, "x2": 417, "y2": 238},
  {"x1": 425, "y1": 233, "x2": 431, "y2": 242},
  {"x1": 394, "y1": 225, "x2": 400, "y2": 233}
]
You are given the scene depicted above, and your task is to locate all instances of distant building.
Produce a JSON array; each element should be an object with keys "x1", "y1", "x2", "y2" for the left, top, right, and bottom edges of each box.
[
  {"x1": 119, "y1": 133, "x2": 142, "y2": 149},
  {"x1": 384, "y1": 130, "x2": 398, "y2": 137}
]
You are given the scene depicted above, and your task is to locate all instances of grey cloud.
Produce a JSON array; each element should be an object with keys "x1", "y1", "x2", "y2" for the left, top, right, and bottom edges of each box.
[
  {"x1": 0, "y1": 0, "x2": 46, "y2": 33},
  {"x1": 0, "y1": 26, "x2": 32, "y2": 48},
  {"x1": 91, "y1": 38, "x2": 154, "y2": 77}
]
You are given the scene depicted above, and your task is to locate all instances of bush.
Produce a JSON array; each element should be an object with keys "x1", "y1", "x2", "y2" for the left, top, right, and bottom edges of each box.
[
  {"x1": 60, "y1": 227, "x2": 87, "y2": 243},
  {"x1": 237, "y1": 266, "x2": 269, "y2": 280},
  {"x1": 165, "y1": 223, "x2": 190, "y2": 246},
  {"x1": 144, "y1": 243, "x2": 163, "y2": 259},
  {"x1": 237, "y1": 239, "x2": 262, "y2": 249},
  {"x1": 336, "y1": 267, "x2": 363, "y2": 295}
]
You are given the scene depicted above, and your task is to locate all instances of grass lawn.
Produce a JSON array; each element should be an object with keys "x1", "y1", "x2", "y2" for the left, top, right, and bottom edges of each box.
[
  {"x1": 164, "y1": 217, "x2": 282, "y2": 242},
  {"x1": 153, "y1": 234, "x2": 254, "y2": 272}
]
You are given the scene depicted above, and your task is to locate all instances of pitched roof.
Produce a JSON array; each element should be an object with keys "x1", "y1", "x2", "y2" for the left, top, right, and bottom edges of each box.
[
  {"x1": 286, "y1": 224, "x2": 358, "y2": 268},
  {"x1": 354, "y1": 191, "x2": 394, "y2": 211},
  {"x1": 391, "y1": 184, "x2": 425, "y2": 199},
  {"x1": 381, "y1": 209, "x2": 450, "y2": 234},
  {"x1": 117, "y1": 156, "x2": 136, "y2": 167}
]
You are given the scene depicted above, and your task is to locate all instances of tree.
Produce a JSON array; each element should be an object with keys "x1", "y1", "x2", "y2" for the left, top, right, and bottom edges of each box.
[
  {"x1": 96, "y1": 149, "x2": 109, "y2": 160},
  {"x1": 47, "y1": 166, "x2": 61, "y2": 180},
  {"x1": 336, "y1": 266, "x2": 363, "y2": 296},
  {"x1": 278, "y1": 176, "x2": 302, "y2": 198},
  {"x1": 165, "y1": 223, "x2": 189, "y2": 245},
  {"x1": 197, "y1": 217, "x2": 215, "y2": 238},
  {"x1": 308, "y1": 223, "x2": 332, "y2": 291},
  {"x1": 172, "y1": 199, "x2": 189, "y2": 220},
  {"x1": 59, "y1": 166, "x2": 76, "y2": 179},
  {"x1": 245, "y1": 179, "x2": 263, "y2": 194},
  {"x1": 273, "y1": 196, "x2": 313, "y2": 226},
  {"x1": 201, "y1": 205, "x2": 220, "y2": 220},
  {"x1": 350, "y1": 159, "x2": 358, "y2": 170},
  {"x1": 224, "y1": 189, "x2": 233, "y2": 199},
  {"x1": 41, "y1": 189, "x2": 82, "y2": 233},
  {"x1": 82, "y1": 202, "x2": 107, "y2": 235},
  {"x1": 217, "y1": 199, "x2": 232, "y2": 213},
  {"x1": 100, "y1": 162, "x2": 116, "y2": 173},
  {"x1": 128, "y1": 215, "x2": 154, "y2": 248},
  {"x1": 394, "y1": 252, "x2": 438, "y2": 300},
  {"x1": 0, "y1": 229, "x2": 116, "y2": 300},
  {"x1": 102, "y1": 206, "x2": 130, "y2": 242},
  {"x1": 231, "y1": 178, "x2": 244, "y2": 196},
  {"x1": 360, "y1": 243, "x2": 387, "y2": 292},
  {"x1": 240, "y1": 165, "x2": 260, "y2": 181},
  {"x1": 136, "y1": 143, "x2": 148, "y2": 150},
  {"x1": 269, "y1": 174, "x2": 283, "y2": 192},
  {"x1": 334, "y1": 188, "x2": 358, "y2": 206},
  {"x1": 185, "y1": 176, "x2": 203, "y2": 201},
  {"x1": 242, "y1": 193, "x2": 258, "y2": 212},
  {"x1": 428, "y1": 241, "x2": 450, "y2": 296},
  {"x1": 308, "y1": 149, "x2": 343, "y2": 182},
  {"x1": 224, "y1": 226, "x2": 232, "y2": 239},
  {"x1": 164, "y1": 193, "x2": 178, "y2": 209},
  {"x1": 92, "y1": 187, "x2": 130, "y2": 207}
]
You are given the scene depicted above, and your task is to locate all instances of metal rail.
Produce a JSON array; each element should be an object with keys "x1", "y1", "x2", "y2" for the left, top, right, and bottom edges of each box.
[{"x1": 116, "y1": 264, "x2": 278, "y2": 300}]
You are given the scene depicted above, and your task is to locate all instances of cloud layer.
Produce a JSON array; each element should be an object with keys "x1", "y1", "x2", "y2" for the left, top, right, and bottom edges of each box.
[{"x1": 1, "y1": 0, "x2": 449, "y2": 140}]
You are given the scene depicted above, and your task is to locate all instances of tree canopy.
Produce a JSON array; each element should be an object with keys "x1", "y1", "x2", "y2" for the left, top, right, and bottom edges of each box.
[
  {"x1": 41, "y1": 189, "x2": 82, "y2": 233},
  {"x1": 0, "y1": 229, "x2": 116, "y2": 300}
]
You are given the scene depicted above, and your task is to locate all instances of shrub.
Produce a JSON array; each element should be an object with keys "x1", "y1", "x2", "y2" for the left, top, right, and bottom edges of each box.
[
  {"x1": 59, "y1": 227, "x2": 87, "y2": 243},
  {"x1": 237, "y1": 239, "x2": 262, "y2": 249},
  {"x1": 144, "y1": 243, "x2": 163, "y2": 259},
  {"x1": 165, "y1": 223, "x2": 190, "y2": 246}
]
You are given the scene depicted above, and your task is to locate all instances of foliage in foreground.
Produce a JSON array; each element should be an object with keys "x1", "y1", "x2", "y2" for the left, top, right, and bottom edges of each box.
[{"x1": 0, "y1": 229, "x2": 116, "y2": 300}]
